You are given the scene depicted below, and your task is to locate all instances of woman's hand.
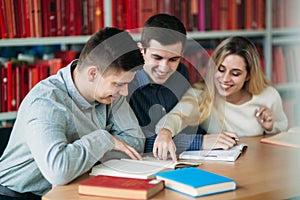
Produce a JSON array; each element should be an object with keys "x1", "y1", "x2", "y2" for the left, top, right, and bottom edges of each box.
[
  {"x1": 203, "y1": 131, "x2": 239, "y2": 150},
  {"x1": 255, "y1": 106, "x2": 274, "y2": 131},
  {"x1": 153, "y1": 128, "x2": 177, "y2": 161}
]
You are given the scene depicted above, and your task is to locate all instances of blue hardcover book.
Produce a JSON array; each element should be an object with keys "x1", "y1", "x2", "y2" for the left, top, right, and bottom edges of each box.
[{"x1": 155, "y1": 167, "x2": 236, "y2": 198}]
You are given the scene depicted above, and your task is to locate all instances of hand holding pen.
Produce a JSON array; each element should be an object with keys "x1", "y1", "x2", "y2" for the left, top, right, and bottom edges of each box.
[{"x1": 203, "y1": 131, "x2": 239, "y2": 150}]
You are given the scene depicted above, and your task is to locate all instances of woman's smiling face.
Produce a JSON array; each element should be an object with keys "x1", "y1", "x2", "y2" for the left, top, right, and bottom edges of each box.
[{"x1": 214, "y1": 54, "x2": 250, "y2": 102}]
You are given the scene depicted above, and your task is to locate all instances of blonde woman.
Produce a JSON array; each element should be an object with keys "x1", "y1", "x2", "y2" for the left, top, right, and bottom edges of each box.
[{"x1": 155, "y1": 36, "x2": 288, "y2": 152}]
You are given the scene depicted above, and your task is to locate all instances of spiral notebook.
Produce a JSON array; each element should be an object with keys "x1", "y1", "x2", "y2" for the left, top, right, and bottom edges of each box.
[{"x1": 179, "y1": 143, "x2": 248, "y2": 162}]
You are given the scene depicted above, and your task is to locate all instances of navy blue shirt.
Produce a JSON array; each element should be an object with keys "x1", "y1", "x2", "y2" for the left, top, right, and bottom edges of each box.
[{"x1": 128, "y1": 63, "x2": 205, "y2": 153}]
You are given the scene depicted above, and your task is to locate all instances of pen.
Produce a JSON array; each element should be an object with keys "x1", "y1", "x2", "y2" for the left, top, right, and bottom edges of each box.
[{"x1": 231, "y1": 137, "x2": 239, "y2": 143}]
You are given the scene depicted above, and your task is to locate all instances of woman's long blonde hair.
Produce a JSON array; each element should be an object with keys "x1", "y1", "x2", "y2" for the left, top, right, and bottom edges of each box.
[{"x1": 185, "y1": 36, "x2": 270, "y2": 126}]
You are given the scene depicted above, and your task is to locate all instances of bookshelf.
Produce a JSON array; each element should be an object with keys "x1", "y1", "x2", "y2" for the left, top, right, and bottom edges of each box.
[{"x1": 0, "y1": 0, "x2": 300, "y2": 126}]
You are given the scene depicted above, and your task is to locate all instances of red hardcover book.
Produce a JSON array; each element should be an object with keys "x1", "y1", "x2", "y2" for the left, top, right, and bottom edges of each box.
[
  {"x1": 20, "y1": 65, "x2": 30, "y2": 100},
  {"x1": 219, "y1": 0, "x2": 229, "y2": 30},
  {"x1": 137, "y1": 0, "x2": 157, "y2": 29},
  {"x1": 204, "y1": 0, "x2": 211, "y2": 30},
  {"x1": 244, "y1": 0, "x2": 253, "y2": 29},
  {"x1": 255, "y1": 0, "x2": 265, "y2": 29},
  {"x1": 78, "y1": 175, "x2": 164, "y2": 199},
  {"x1": 180, "y1": 0, "x2": 189, "y2": 31},
  {"x1": 11, "y1": 0, "x2": 20, "y2": 38},
  {"x1": 81, "y1": 0, "x2": 88, "y2": 35},
  {"x1": 157, "y1": 0, "x2": 164, "y2": 13},
  {"x1": 56, "y1": 0, "x2": 63, "y2": 36},
  {"x1": 236, "y1": 0, "x2": 244, "y2": 29},
  {"x1": 65, "y1": 0, "x2": 74, "y2": 35},
  {"x1": 4, "y1": 0, "x2": 15, "y2": 38},
  {"x1": 125, "y1": 0, "x2": 138, "y2": 31},
  {"x1": 189, "y1": 0, "x2": 198, "y2": 31},
  {"x1": 37, "y1": 65, "x2": 49, "y2": 82},
  {"x1": 54, "y1": 50, "x2": 76, "y2": 66},
  {"x1": 42, "y1": 0, "x2": 56, "y2": 37},
  {"x1": 210, "y1": 0, "x2": 220, "y2": 30},
  {"x1": 0, "y1": 0, "x2": 8, "y2": 38},
  {"x1": 0, "y1": 66, "x2": 2, "y2": 111},
  {"x1": 16, "y1": 0, "x2": 27, "y2": 38},
  {"x1": 33, "y1": 0, "x2": 42, "y2": 37},
  {"x1": 94, "y1": 0, "x2": 104, "y2": 32},
  {"x1": 1, "y1": 67, "x2": 8, "y2": 112},
  {"x1": 36, "y1": 58, "x2": 63, "y2": 76},
  {"x1": 14, "y1": 65, "x2": 21, "y2": 109},
  {"x1": 173, "y1": 0, "x2": 181, "y2": 20},
  {"x1": 30, "y1": 65, "x2": 39, "y2": 87},
  {"x1": 163, "y1": 0, "x2": 174, "y2": 15},
  {"x1": 6, "y1": 61, "x2": 17, "y2": 111},
  {"x1": 228, "y1": 0, "x2": 238, "y2": 30},
  {"x1": 198, "y1": 0, "x2": 205, "y2": 31},
  {"x1": 28, "y1": 0, "x2": 35, "y2": 37},
  {"x1": 111, "y1": 0, "x2": 117, "y2": 27},
  {"x1": 116, "y1": 0, "x2": 125, "y2": 29},
  {"x1": 74, "y1": 0, "x2": 83, "y2": 35},
  {"x1": 87, "y1": 0, "x2": 94, "y2": 34},
  {"x1": 23, "y1": 0, "x2": 31, "y2": 37}
]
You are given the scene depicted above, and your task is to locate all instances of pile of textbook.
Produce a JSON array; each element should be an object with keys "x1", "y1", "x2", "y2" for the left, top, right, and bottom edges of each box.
[{"x1": 78, "y1": 157, "x2": 236, "y2": 199}]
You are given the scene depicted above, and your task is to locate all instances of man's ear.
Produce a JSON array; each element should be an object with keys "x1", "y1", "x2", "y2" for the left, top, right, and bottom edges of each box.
[
  {"x1": 87, "y1": 66, "x2": 98, "y2": 82},
  {"x1": 137, "y1": 42, "x2": 144, "y2": 54}
]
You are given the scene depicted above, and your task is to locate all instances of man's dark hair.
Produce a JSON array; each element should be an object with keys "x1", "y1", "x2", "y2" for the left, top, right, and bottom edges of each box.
[
  {"x1": 78, "y1": 27, "x2": 144, "y2": 74},
  {"x1": 141, "y1": 14, "x2": 187, "y2": 49}
]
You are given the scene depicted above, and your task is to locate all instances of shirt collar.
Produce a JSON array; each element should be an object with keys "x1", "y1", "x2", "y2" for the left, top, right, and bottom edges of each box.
[
  {"x1": 63, "y1": 60, "x2": 96, "y2": 110},
  {"x1": 135, "y1": 69, "x2": 151, "y2": 88}
]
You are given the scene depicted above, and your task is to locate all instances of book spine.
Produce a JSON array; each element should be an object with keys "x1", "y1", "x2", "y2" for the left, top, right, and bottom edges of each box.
[{"x1": 0, "y1": 0, "x2": 9, "y2": 38}]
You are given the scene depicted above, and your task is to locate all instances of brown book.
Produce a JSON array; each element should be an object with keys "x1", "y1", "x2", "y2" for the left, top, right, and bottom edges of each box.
[
  {"x1": 33, "y1": 0, "x2": 42, "y2": 37},
  {"x1": 78, "y1": 175, "x2": 164, "y2": 199},
  {"x1": 260, "y1": 127, "x2": 300, "y2": 149}
]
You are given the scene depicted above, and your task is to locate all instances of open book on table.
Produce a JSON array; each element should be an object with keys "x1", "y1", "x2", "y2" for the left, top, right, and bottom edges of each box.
[
  {"x1": 90, "y1": 157, "x2": 201, "y2": 179},
  {"x1": 179, "y1": 143, "x2": 248, "y2": 162},
  {"x1": 260, "y1": 127, "x2": 300, "y2": 149}
]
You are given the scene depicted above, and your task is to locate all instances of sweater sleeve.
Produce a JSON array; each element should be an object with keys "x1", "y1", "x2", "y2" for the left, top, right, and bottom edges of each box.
[
  {"x1": 265, "y1": 87, "x2": 288, "y2": 134},
  {"x1": 156, "y1": 84, "x2": 203, "y2": 136}
]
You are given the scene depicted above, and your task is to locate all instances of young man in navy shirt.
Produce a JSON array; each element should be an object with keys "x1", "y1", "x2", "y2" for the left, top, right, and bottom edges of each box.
[{"x1": 128, "y1": 14, "x2": 205, "y2": 161}]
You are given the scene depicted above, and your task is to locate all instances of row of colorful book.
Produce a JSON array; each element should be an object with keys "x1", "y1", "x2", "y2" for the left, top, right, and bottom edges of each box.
[
  {"x1": 108, "y1": 0, "x2": 267, "y2": 32},
  {"x1": 0, "y1": 50, "x2": 76, "y2": 112},
  {"x1": 0, "y1": 0, "x2": 104, "y2": 39},
  {"x1": 0, "y1": 0, "x2": 268, "y2": 40},
  {"x1": 0, "y1": 43, "x2": 277, "y2": 113},
  {"x1": 272, "y1": 0, "x2": 300, "y2": 28},
  {"x1": 1, "y1": 0, "x2": 298, "y2": 40},
  {"x1": 272, "y1": 45, "x2": 300, "y2": 84},
  {"x1": 183, "y1": 43, "x2": 300, "y2": 86}
]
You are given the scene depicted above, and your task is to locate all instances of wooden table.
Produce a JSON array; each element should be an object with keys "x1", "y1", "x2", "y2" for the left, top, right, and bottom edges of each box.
[{"x1": 42, "y1": 136, "x2": 300, "y2": 200}]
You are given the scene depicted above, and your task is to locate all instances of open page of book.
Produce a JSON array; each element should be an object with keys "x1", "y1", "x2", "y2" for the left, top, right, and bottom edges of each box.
[
  {"x1": 260, "y1": 127, "x2": 300, "y2": 148},
  {"x1": 90, "y1": 158, "x2": 201, "y2": 179},
  {"x1": 179, "y1": 143, "x2": 248, "y2": 162},
  {"x1": 121, "y1": 157, "x2": 201, "y2": 169},
  {"x1": 90, "y1": 159, "x2": 166, "y2": 179}
]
